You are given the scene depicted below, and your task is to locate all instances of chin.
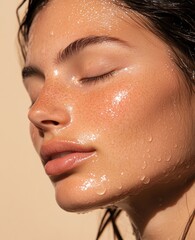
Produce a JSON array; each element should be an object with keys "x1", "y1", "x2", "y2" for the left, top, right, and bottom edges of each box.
[{"x1": 53, "y1": 176, "x2": 129, "y2": 213}]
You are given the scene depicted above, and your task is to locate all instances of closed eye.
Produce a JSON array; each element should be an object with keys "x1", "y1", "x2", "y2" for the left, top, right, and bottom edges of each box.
[{"x1": 80, "y1": 70, "x2": 115, "y2": 84}]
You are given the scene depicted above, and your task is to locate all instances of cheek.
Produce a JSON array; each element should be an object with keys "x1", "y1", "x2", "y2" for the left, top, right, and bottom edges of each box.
[{"x1": 78, "y1": 71, "x2": 193, "y2": 190}]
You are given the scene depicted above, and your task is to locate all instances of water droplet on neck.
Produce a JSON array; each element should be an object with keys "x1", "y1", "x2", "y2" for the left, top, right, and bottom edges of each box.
[
  {"x1": 148, "y1": 136, "x2": 153, "y2": 143},
  {"x1": 157, "y1": 157, "x2": 162, "y2": 162}
]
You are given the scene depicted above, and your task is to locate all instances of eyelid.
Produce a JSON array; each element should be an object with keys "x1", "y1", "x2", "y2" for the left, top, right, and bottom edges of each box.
[{"x1": 80, "y1": 70, "x2": 116, "y2": 84}]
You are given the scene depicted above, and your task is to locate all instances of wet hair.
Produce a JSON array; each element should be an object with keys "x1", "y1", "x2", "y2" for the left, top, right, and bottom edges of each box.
[
  {"x1": 16, "y1": 0, "x2": 195, "y2": 239},
  {"x1": 17, "y1": 0, "x2": 195, "y2": 88}
]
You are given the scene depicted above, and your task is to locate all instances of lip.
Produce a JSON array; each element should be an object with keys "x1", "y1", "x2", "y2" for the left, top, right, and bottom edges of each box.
[{"x1": 40, "y1": 140, "x2": 96, "y2": 176}]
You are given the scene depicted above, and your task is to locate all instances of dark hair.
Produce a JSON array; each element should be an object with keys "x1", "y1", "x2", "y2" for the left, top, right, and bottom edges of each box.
[
  {"x1": 17, "y1": 0, "x2": 195, "y2": 88},
  {"x1": 16, "y1": 1, "x2": 195, "y2": 239}
]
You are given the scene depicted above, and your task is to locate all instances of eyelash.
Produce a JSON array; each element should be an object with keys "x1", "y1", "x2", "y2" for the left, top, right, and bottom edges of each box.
[{"x1": 80, "y1": 70, "x2": 115, "y2": 84}]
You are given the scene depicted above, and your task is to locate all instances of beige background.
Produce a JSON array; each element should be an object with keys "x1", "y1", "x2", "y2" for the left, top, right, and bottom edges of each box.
[{"x1": 0, "y1": 1, "x2": 133, "y2": 239}]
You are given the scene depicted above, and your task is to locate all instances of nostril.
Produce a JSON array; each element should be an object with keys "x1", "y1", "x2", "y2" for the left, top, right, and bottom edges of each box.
[{"x1": 41, "y1": 120, "x2": 59, "y2": 126}]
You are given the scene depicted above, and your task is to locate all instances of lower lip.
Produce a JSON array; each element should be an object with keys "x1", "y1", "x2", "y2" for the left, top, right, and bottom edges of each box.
[{"x1": 44, "y1": 152, "x2": 95, "y2": 176}]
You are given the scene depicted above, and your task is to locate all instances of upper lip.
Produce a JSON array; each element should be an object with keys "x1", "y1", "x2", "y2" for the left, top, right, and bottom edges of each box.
[{"x1": 40, "y1": 140, "x2": 95, "y2": 165}]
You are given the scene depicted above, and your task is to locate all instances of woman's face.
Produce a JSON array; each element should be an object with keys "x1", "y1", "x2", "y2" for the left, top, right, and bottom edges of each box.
[{"x1": 24, "y1": 0, "x2": 195, "y2": 212}]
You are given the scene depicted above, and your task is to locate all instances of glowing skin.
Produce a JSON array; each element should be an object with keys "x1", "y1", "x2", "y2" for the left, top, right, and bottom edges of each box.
[{"x1": 23, "y1": 0, "x2": 195, "y2": 238}]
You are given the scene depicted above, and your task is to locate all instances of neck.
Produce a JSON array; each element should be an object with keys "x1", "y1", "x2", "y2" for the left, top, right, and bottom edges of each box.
[{"x1": 119, "y1": 177, "x2": 195, "y2": 240}]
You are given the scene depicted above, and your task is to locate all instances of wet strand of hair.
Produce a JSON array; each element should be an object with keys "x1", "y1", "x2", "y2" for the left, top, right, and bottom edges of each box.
[
  {"x1": 181, "y1": 209, "x2": 195, "y2": 240},
  {"x1": 96, "y1": 208, "x2": 122, "y2": 240}
]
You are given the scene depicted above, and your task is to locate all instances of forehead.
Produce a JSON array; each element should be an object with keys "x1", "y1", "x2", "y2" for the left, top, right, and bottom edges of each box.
[
  {"x1": 27, "y1": 0, "x2": 170, "y2": 69},
  {"x1": 29, "y1": 0, "x2": 124, "y2": 42},
  {"x1": 27, "y1": 0, "x2": 137, "y2": 62}
]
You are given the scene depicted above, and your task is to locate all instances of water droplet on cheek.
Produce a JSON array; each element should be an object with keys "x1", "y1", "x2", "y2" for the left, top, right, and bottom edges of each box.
[
  {"x1": 141, "y1": 161, "x2": 147, "y2": 170},
  {"x1": 53, "y1": 69, "x2": 59, "y2": 77},
  {"x1": 112, "y1": 90, "x2": 128, "y2": 106},
  {"x1": 115, "y1": 172, "x2": 124, "y2": 190},
  {"x1": 140, "y1": 175, "x2": 150, "y2": 184},
  {"x1": 95, "y1": 185, "x2": 107, "y2": 195},
  {"x1": 116, "y1": 181, "x2": 122, "y2": 190},
  {"x1": 186, "y1": 164, "x2": 190, "y2": 169},
  {"x1": 80, "y1": 174, "x2": 108, "y2": 196},
  {"x1": 80, "y1": 178, "x2": 95, "y2": 191},
  {"x1": 148, "y1": 136, "x2": 153, "y2": 143},
  {"x1": 95, "y1": 175, "x2": 108, "y2": 196},
  {"x1": 166, "y1": 155, "x2": 172, "y2": 162},
  {"x1": 78, "y1": 133, "x2": 99, "y2": 144}
]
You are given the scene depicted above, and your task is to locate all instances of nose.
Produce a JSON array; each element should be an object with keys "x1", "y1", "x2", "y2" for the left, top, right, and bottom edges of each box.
[{"x1": 28, "y1": 93, "x2": 71, "y2": 134}]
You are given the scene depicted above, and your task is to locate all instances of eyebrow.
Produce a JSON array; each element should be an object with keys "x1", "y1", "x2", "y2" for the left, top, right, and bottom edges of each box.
[
  {"x1": 56, "y1": 35, "x2": 128, "y2": 63},
  {"x1": 22, "y1": 35, "x2": 128, "y2": 79},
  {"x1": 22, "y1": 65, "x2": 45, "y2": 80}
]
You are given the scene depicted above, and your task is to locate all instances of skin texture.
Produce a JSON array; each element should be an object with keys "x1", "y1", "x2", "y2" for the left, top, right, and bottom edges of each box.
[{"x1": 23, "y1": 0, "x2": 195, "y2": 238}]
